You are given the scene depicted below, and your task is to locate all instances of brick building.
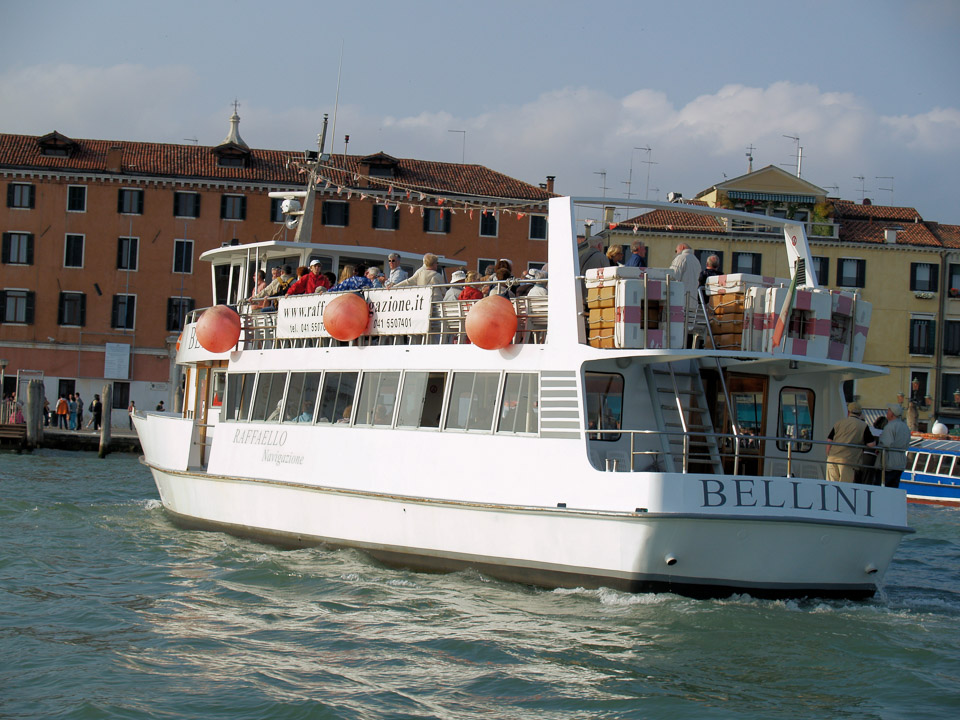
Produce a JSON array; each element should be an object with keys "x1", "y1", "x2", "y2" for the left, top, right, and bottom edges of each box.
[{"x1": 0, "y1": 116, "x2": 552, "y2": 423}]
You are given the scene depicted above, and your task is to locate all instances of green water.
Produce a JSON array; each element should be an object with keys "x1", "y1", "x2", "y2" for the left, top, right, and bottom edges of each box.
[{"x1": 1, "y1": 450, "x2": 958, "y2": 719}]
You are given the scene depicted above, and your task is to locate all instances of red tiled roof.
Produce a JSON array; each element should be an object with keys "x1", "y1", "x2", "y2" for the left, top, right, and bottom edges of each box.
[
  {"x1": 927, "y1": 222, "x2": 960, "y2": 249},
  {"x1": 838, "y1": 220, "x2": 941, "y2": 247},
  {"x1": 615, "y1": 201, "x2": 725, "y2": 234},
  {"x1": 0, "y1": 132, "x2": 551, "y2": 203},
  {"x1": 832, "y1": 199, "x2": 923, "y2": 223}
]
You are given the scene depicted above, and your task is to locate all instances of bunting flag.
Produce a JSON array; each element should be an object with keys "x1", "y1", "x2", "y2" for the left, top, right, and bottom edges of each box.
[{"x1": 771, "y1": 263, "x2": 799, "y2": 349}]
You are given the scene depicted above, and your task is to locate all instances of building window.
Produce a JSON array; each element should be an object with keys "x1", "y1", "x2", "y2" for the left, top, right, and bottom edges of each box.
[
  {"x1": 118, "y1": 188, "x2": 144, "y2": 214},
  {"x1": 58, "y1": 292, "x2": 86, "y2": 326},
  {"x1": 949, "y1": 264, "x2": 960, "y2": 296},
  {"x1": 530, "y1": 215, "x2": 547, "y2": 240},
  {"x1": 909, "y1": 316, "x2": 935, "y2": 355},
  {"x1": 810, "y1": 256, "x2": 829, "y2": 286},
  {"x1": 836, "y1": 258, "x2": 866, "y2": 288},
  {"x1": 479, "y1": 210, "x2": 498, "y2": 237},
  {"x1": 174, "y1": 192, "x2": 201, "y2": 218},
  {"x1": 166, "y1": 297, "x2": 195, "y2": 332},
  {"x1": 1, "y1": 290, "x2": 35, "y2": 324},
  {"x1": 423, "y1": 208, "x2": 451, "y2": 234},
  {"x1": 941, "y1": 373, "x2": 960, "y2": 408},
  {"x1": 372, "y1": 204, "x2": 399, "y2": 230},
  {"x1": 910, "y1": 262, "x2": 938, "y2": 292},
  {"x1": 221, "y1": 194, "x2": 246, "y2": 220},
  {"x1": 173, "y1": 239, "x2": 193, "y2": 274},
  {"x1": 111, "y1": 294, "x2": 136, "y2": 330},
  {"x1": 321, "y1": 201, "x2": 349, "y2": 227},
  {"x1": 944, "y1": 321, "x2": 960, "y2": 356},
  {"x1": 112, "y1": 381, "x2": 130, "y2": 410},
  {"x1": 270, "y1": 197, "x2": 285, "y2": 223},
  {"x1": 64, "y1": 234, "x2": 84, "y2": 268},
  {"x1": 67, "y1": 185, "x2": 86, "y2": 212},
  {"x1": 478, "y1": 257, "x2": 497, "y2": 274},
  {"x1": 1, "y1": 232, "x2": 33, "y2": 265},
  {"x1": 732, "y1": 251, "x2": 762, "y2": 275},
  {"x1": 7, "y1": 183, "x2": 35, "y2": 208},
  {"x1": 117, "y1": 237, "x2": 138, "y2": 271}
]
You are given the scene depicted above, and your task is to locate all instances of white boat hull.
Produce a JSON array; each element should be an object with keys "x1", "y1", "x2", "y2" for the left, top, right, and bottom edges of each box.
[{"x1": 144, "y1": 459, "x2": 906, "y2": 598}]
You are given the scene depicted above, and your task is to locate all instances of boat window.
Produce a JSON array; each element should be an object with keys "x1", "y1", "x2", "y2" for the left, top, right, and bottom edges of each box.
[
  {"x1": 317, "y1": 371, "x2": 358, "y2": 424},
  {"x1": 928, "y1": 454, "x2": 944, "y2": 474},
  {"x1": 251, "y1": 372, "x2": 287, "y2": 422},
  {"x1": 396, "y1": 371, "x2": 447, "y2": 429},
  {"x1": 224, "y1": 372, "x2": 255, "y2": 422},
  {"x1": 906, "y1": 451, "x2": 916, "y2": 471},
  {"x1": 497, "y1": 373, "x2": 539, "y2": 434},
  {"x1": 283, "y1": 372, "x2": 321, "y2": 423},
  {"x1": 777, "y1": 388, "x2": 814, "y2": 453},
  {"x1": 920, "y1": 453, "x2": 934, "y2": 473},
  {"x1": 211, "y1": 370, "x2": 227, "y2": 409},
  {"x1": 585, "y1": 372, "x2": 623, "y2": 442},
  {"x1": 952, "y1": 457, "x2": 960, "y2": 478},
  {"x1": 355, "y1": 372, "x2": 401, "y2": 427},
  {"x1": 446, "y1": 372, "x2": 499, "y2": 432}
]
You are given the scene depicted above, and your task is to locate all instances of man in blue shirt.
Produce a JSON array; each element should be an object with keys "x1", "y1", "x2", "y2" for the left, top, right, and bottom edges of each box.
[{"x1": 625, "y1": 240, "x2": 647, "y2": 268}]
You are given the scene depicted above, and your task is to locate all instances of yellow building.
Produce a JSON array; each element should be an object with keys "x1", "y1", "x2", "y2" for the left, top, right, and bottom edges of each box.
[{"x1": 600, "y1": 165, "x2": 960, "y2": 430}]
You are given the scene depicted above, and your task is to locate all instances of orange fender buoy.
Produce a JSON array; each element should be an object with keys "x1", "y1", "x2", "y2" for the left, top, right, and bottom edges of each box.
[
  {"x1": 465, "y1": 295, "x2": 517, "y2": 350},
  {"x1": 324, "y1": 293, "x2": 370, "y2": 341},
  {"x1": 195, "y1": 305, "x2": 241, "y2": 353}
]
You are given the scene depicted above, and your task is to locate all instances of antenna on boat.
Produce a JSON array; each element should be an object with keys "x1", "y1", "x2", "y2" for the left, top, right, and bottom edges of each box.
[{"x1": 330, "y1": 40, "x2": 344, "y2": 155}]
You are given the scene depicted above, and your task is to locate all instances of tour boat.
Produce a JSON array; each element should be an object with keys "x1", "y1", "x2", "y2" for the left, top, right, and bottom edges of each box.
[
  {"x1": 901, "y1": 437, "x2": 960, "y2": 506},
  {"x1": 134, "y1": 152, "x2": 912, "y2": 600}
]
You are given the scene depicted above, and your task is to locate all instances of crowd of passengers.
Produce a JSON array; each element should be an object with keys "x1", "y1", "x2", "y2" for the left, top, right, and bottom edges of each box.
[{"x1": 247, "y1": 253, "x2": 547, "y2": 310}]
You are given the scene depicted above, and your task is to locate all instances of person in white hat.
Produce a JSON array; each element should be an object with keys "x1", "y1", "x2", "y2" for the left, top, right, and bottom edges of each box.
[
  {"x1": 444, "y1": 269, "x2": 467, "y2": 301},
  {"x1": 878, "y1": 403, "x2": 910, "y2": 488}
]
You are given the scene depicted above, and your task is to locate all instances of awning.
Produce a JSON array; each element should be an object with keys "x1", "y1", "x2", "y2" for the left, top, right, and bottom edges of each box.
[{"x1": 727, "y1": 191, "x2": 816, "y2": 203}]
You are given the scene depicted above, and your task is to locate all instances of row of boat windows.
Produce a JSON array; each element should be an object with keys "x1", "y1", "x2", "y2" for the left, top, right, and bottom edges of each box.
[
  {"x1": 905, "y1": 451, "x2": 960, "y2": 478},
  {"x1": 222, "y1": 370, "x2": 539, "y2": 435}
]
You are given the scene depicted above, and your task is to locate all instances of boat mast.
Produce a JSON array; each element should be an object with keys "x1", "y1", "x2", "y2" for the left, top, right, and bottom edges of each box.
[{"x1": 293, "y1": 114, "x2": 330, "y2": 244}]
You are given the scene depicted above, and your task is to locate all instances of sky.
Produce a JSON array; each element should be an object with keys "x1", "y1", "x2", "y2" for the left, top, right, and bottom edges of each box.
[{"x1": 1, "y1": 0, "x2": 959, "y2": 224}]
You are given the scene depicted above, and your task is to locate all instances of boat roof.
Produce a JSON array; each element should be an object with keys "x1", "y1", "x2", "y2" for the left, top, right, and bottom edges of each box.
[
  {"x1": 908, "y1": 437, "x2": 960, "y2": 453},
  {"x1": 199, "y1": 239, "x2": 466, "y2": 269}
]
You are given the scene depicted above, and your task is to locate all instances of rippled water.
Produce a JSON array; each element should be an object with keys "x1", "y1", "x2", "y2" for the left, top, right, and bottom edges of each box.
[{"x1": 1, "y1": 450, "x2": 958, "y2": 719}]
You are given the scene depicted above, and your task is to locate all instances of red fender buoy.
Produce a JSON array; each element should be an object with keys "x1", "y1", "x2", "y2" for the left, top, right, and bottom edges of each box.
[
  {"x1": 324, "y1": 293, "x2": 370, "y2": 341},
  {"x1": 465, "y1": 295, "x2": 517, "y2": 350},
  {"x1": 195, "y1": 305, "x2": 241, "y2": 353}
]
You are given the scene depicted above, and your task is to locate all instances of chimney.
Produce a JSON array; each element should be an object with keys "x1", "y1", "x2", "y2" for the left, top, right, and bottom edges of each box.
[
  {"x1": 603, "y1": 206, "x2": 615, "y2": 225},
  {"x1": 106, "y1": 146, "x2": 123, "y2": 173},
  {"x1": 546, "y1": 175, "x2": 555, "y2": 193}
]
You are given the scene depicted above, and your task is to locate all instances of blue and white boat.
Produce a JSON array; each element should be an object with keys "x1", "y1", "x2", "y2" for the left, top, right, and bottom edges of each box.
[{"x1": 902, "y1": 437, "x2": 960, "y2": 506}]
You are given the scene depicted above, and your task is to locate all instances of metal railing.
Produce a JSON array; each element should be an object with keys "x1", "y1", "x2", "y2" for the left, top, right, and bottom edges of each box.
[{"x1": 590, "y1": 427, "x2": 895, "y2": 482}]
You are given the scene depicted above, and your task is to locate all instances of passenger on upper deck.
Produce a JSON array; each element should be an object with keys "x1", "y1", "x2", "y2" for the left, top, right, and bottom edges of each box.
[
  {"x1": 606, "y1": 245, "x2": 624, "y2": 267},
  {"x1": 516, "y1": 268, "x2": 547, "y2": 297},
  {"x1": 444, "y1": 270, "x2": 466, "y2": 301},
  {"x1": 390, "y1": 253, "x2": 445, "y2": 301},
  {"x1": 487, "y1": 267, "x2": 516, "y2": 299},
  {"x1": 386, "y1": 253, "x2": 408, "y2": 285},
  {"x1": 625, "y1": 240, "x2": 647, "y2": 268},
  {"x1": 459, "y1": 272, "x2": 484, "y2": 301},
  {"x1": 670, "y1": 243, "x2": 702, "y2": 314},
  {"x1": 698, "y1": 255, "x2": 722, "y2": 287},
  {"x1": 250, "y1": 265, "x2": 295, "y2": 302},
  {"x1": 878, "y1": 404, "x2": 910, "y2": 488},
  {"x1": 526, "y1": 268, "x2": 548, "y2": 297},
  {"x1": 366, "y1": 267, "x2": 385, "y2": 288},
  {"x1": 578, "y1": 237, "x2": 608, "y2": 274},
  {"x1": 328, "y1": 264, "x2": 375, "y2": 293},
  {"x1": 287, "y1": 259, "x2": 332, "y2": 295}
]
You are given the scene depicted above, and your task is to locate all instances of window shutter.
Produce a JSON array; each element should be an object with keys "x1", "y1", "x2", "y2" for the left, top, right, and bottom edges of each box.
[
  {"x1": 931, "y1": 265, "x2": 939, "y2": 293},
  {"x1": 0, "y1": 292, "x2": 5, "y2": 320},
  {"x1": 1, "y1": 232, "x2": 9, "y2": 263},
  {"x1": 6, "y1": 184, "x2": 13, "y2": 207},
  {"x1": 392, "y1": 208, "x2": 399, "y2": 230},
  {"x1": 26, "y1": 235, "x2": 34, "y2": 265},
  {"x1": 220, "y1": 195, "x2": 227, "y2": 219},
  {"x1": 58, "y1": 292, "x2": 65, "y2": 324},
  {"x1": 79, "y1": 294, "x2": 86, "y2": 327},
  {"x1": 371, "y1": 206, "x2": 378, "y2": 228},
  {"x1": 136, "y1": 191, "x2": 144, "y2": 214},
  {"x1": 910, "y1": 263, "x2": 918, "y2": 290},
  {"x1": 194, "y1": 194, "x2": 200, "y2": 218},
  {"x1": 342, "y1": 203, "x2": 349, "y2": 226},
  {"x1": 752, "y1": 254, "x2": 762, "y2": 275},
  {"x1": 111, "y1": 297, "x2": 119, "y2": 328},
  {"x1": 443, "y1": 209, "x2": 451, "y2": 233},
  {"x1": 130, "y1": 239, "x2": 138, "y2": 270},
  {"x1": 856, "y1": 260, "x2": 866, "y2": 288},
  {"x1": 423, "y1": 211, "x2": 429, "y2": 233},
  {"x1": 240, "y1": 196, "x2": 247, "y2": 219},
  {"x1": 28, "y1": 186, "x2": 36, "y2": 208},
  {"x1": 117, "y1": 189, "x2": 124, "y2": 214},
  {"x1": 25, "y1": 292, "x2": 35, "y2": 324},
  {"x1": 117, "y1": 239, "x2": 124, "y2": 268}
]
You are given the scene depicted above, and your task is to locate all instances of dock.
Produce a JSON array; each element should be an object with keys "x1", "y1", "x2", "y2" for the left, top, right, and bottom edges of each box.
[{"x1": 0, "y1": 424, "x2": 142, "y2": 453}]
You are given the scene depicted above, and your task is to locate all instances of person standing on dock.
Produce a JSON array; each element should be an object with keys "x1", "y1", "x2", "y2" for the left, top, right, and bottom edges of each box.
[
  {"x1": 68, "y1": 394, "x2": 78, "y2": 431},
  {"x1": 91, "y1": 395, "x2": 103, "y2": 432},
  {"x1": 76, "y1": 394, "x2": 84, "y2": 430},
  {"x1": 56, "y1": 395, "x2": 68, "y2": 429},
  {"x1": 128, "y1": 401, "x2": 136, "y2": 430}
]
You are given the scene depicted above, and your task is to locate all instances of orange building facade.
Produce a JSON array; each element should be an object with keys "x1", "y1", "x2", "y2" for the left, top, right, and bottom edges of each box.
[{"x1": 0, "y1": 125, "x2": 552, "y2": 424}]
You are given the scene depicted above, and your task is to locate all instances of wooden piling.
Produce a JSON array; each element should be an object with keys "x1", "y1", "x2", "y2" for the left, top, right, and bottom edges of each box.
[{"x1": 99, "y1": 384, "x2": 113, "y2": 459}]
